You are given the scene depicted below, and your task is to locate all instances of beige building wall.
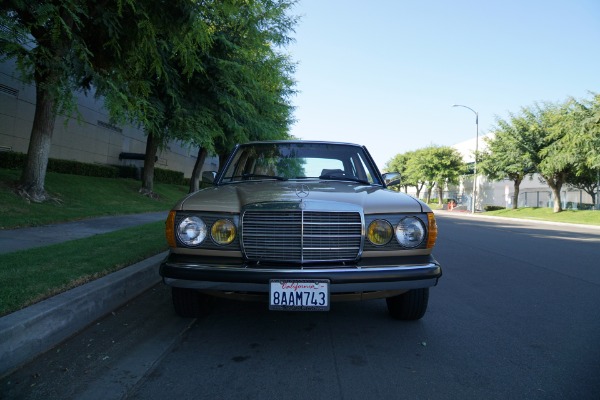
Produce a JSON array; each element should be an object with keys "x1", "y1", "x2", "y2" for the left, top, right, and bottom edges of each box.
[{"x1": 0, "y1": 59, "x2": 218, "y2": 177}]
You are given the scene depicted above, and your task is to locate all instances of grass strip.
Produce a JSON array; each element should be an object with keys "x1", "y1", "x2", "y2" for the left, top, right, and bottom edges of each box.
[
  {"x1": 0, "y1": 221, "x2": 167, "y2": 317},
  {"x1": 483, "y1": 207, "x2": 600, "y2": 226}
]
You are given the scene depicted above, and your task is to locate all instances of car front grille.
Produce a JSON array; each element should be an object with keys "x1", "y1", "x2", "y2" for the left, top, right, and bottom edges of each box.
[{"x1": 241, "y1": 210, "x2": 362, "y2": 263}]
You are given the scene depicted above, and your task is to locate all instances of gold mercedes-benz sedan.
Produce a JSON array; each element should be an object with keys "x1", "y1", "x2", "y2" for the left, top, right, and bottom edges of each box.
[{"x1": 160, "y1": 141, "x2": 441, "y2": 320}]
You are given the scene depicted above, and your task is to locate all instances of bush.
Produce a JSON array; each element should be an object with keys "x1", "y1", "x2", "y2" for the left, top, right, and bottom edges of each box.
[
  {"x1": 154, "y1": 167, "x2": 185, "y2": 185},
  {"x1": 48, "y1": 158, "x2": 119, "y2": 178},
  {"x1": 578, "y1": 203, "x2": 596, "y2": 210},
  {"x1": 0, "y1": 151, "x2": 185, "y2": 184},
  {"x1": 0, "y1": 151, "x2": 26, "y2": 169},
  {"x1": 484, "y1": 205, "x2": 506, "y2": 211},
  {"x1": 117, "y1": 165, "x2": 140, "y2": 180}
]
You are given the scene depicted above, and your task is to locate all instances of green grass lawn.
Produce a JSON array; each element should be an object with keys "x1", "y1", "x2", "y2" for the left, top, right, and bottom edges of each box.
[
  {"x1": 0, "y1": 169, "x2": 188, "y2": 228},
  {"x1": 483, "y1": 207, "x2": 600, "y2": 226},
  {"x1": 0, "y1": 168, "x2": 189, "y2": 315},
  {"x1": 428, "y1": 201, "x2": 600, "y2": 226},
  {"x1": 0, "y1": 222, "x2": 167, "y2": 316}
]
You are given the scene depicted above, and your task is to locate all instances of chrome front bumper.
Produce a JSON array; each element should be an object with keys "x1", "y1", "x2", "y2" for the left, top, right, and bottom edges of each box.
[{"x1": 160, "y1": 255, "x2": 442, "y2": 294}]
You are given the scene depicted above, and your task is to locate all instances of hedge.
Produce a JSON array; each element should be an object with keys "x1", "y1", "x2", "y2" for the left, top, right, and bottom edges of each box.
[{"x1": 0, "y1": 151, "x2": 184, "y2": 184}]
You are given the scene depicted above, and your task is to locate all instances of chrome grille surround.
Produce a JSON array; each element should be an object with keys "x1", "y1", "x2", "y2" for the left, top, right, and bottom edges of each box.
[{"x1": 241, "y1": 202, "x2": 364, "y2": 263}]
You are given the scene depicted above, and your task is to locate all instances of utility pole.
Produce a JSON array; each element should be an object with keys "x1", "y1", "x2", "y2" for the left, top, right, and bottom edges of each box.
[{"x1": 453, "y1": 104, "x2": 479, "y2": 213}]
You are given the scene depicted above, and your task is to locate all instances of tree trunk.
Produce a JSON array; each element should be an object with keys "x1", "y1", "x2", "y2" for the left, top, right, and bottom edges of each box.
[
  {"x1": 189, "y1": 147, "x2": 208, "y2": 193},
  {"x1": 437, "y1": 185, "x2": 444, "y2": 205},
  {"x1": 415, "y1": 182, "x2": 424, "y2": 198},
  {"x1": 19, "y1": 82, "x2": 57, "y2": 203},
  {"x1": 512, "y1": 177, "x2": 522, "y2": 210},
  {"x1": 549, "y1": 185, "x2": 563, "y2": 212},
  {"x1": 140, "y1": 131, "x2": 160, "y2": 197},
  {"x1": 545, "y1": 176, "x2": 564, "y2": 213}
]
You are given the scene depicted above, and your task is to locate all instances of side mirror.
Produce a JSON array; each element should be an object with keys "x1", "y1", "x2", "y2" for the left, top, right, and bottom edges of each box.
[
  {"x1": 382, "y1": 172, "x2": 401, "y2": 187},
  {"x1": 201, "y1": 171, "x2": 216, "y2": 184}
]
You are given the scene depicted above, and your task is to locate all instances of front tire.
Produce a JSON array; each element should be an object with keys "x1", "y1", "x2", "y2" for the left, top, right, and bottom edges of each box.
[
  {"x1": 171, "y1": 287, "x2": 212, "y2": 318},
  {"x1": 386, "y1": 288, "x2": 429, "y2": 320}
]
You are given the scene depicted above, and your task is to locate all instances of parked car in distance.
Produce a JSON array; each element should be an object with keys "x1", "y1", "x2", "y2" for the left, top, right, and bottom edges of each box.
[{"x1": 160, "y1": 141, "x2": 441, "y2": 320}]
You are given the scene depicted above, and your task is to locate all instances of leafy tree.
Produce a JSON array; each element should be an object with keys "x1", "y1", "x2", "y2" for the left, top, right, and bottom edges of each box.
[
  {"x1": 207, "y1": 0, "x2": 297, "y2": 165},
  {"x1": 147, "y1": 0, "x2": 298, "y2": 194},
  {"x1": 424, "y1": 146, "x2": 466, "y2": 205},
  {"x1": 403, "y1": 148, "x2": 431, "y2": 199},
  {"x1": 0, "y1": 0, "x2": 208, "y2": 202},
  {"x1": 384, "y1": 152, "x2": 416, "y2": 192},
  {"x1": 88, "y1": 1, "x2": 214, "y2": 196},
  {"x1": 398, "y1": 146, "x2": 464, "y2": 203},
  {"x1": 565, "y1": 93, "x2": 600, "y2": 169},
  {"x1": 562, "y1": 94, "x2": 600, "y2": 207},
  {"x1": 567, "y1": 164, "x2": 598, "y2": 206},
  {"x1": 535, "y1": 101, "x2": 580, "y2": 213},
  {"x1": 1, "y1": 1, "x2": 97, "y2": 202},
  {"x1": 479, "y1": 112, "x2": 539, "y2": 209}
]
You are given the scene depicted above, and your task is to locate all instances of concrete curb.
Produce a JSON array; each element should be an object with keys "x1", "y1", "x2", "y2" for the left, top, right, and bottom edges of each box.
[{"x1": 0, "y1": 251, "x2": 167, "y2": 378}]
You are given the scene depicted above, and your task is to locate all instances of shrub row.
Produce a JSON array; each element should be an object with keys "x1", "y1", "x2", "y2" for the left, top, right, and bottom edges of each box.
[
  {"x1": 0, "y1": 151, "x2": 185, "y2": 184},
  {"x1": 484, "y1": 205, "x2": 506, "y2": 211},
  {"x1": 154, "y1": 167, "x2": 185, "y2": 185}
]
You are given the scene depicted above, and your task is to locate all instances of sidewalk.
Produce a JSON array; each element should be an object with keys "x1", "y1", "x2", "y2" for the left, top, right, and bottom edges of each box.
[
  {"x1": 0, "y1": 211, "x2": 169, "y2": 378},
  {"x1": 0, "y1": 211, "x2": 168, "y2": 254}
]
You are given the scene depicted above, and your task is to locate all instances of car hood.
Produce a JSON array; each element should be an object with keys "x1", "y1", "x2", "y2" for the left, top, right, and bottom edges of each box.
[{"x1": 175, "y1": 181, "x2": 429, "y2": 214}]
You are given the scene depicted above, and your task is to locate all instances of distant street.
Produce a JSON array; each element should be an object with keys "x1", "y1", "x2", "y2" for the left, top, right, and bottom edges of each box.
[{"x1": 3, "y1": 213, "x2": 600, "y2": 400}]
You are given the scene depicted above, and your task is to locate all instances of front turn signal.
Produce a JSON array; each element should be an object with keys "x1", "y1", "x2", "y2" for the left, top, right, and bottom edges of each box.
[
  {"x1": 426, "y1": 212, "x2": 438, "y2": 248},
  {"x1": 166, "y1": 210, "x2": 177, "y2": 248}
]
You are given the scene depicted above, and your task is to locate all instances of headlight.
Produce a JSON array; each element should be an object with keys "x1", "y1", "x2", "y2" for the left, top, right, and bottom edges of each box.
[
  {"x1": 211, "y1": 219, "x2": 236, "y2": 245},
  {"x1": 395, "y1": 217, "x2": 426, "y2": 248},
  {"x1": 177, "y1": 216, "x2": 207, "y2": 246},
  {"x1": 367, "y1": 219, "x2": 393, "y2": 245}
]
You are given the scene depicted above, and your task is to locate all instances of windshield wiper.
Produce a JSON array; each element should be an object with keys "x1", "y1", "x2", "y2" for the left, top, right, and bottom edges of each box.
[
  {"x1": 319, "y1": 174, "x2": 371, "y2": 185},
  {"x1": 240, "y1": 173, "x2": 288, "y2": 181}
]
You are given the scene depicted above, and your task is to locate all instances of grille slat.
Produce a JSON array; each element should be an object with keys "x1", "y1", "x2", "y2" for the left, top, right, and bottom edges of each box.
[{"x1": 242, "y1": 210, "x2": 362, "y2": 262}]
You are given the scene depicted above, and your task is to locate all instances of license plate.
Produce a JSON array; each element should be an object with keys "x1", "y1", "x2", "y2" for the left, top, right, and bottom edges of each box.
[{"x1": 269, "y1": 279, "x2": 330, "y2": 311}]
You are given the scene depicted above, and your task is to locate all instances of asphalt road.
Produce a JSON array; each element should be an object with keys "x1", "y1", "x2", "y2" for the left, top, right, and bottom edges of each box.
[{"x1": 2, "y1": 213, "x2": 600, "y2": 400}]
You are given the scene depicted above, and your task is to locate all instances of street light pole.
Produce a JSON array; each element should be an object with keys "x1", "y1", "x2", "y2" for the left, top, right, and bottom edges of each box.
[{"x1": 453, "y1": 104, "x2": 479, "y2": 213}]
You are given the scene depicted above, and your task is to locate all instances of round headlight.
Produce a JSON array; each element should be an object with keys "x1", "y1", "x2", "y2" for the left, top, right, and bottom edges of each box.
[
  {"x1": 211, "y1": 219, "x2": 236, "y2": 245},
  {"x1": 177, "y1": 216, "x2": 207, "y2": 246},
  {"x1": 395, "y1": 217, "x2": 426, "y2": 248},
  {"x1": 367, "y1": 219, "x2": 394, "y2": 246}
]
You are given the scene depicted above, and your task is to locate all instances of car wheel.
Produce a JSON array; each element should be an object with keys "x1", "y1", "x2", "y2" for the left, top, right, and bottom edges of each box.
[
  {"x1": 386, "y1": 288, "x2": 429, "y2": 320},
  {"x1": 171, "y1": 287, "x2": 212, "y2": 318}
]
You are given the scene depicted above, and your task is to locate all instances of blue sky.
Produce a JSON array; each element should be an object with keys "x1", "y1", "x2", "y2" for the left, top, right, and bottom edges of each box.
[{"x1": 286, "y1": 0, "x2": 600, "y2": 170}]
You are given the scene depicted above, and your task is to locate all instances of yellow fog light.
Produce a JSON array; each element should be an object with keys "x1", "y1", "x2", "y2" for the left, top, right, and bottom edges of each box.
[
  {"x1": 367, "y1": 219, "x2": 393, "y2": 246},
  {"x1": 211, "y1": 219, "x2": 236, "y2": 245}
]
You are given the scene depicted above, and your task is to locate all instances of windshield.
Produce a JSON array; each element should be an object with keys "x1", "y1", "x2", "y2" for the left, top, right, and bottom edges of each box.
[{"x1": 219, "y1": 142, "x2": 381, "y2": 185}]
